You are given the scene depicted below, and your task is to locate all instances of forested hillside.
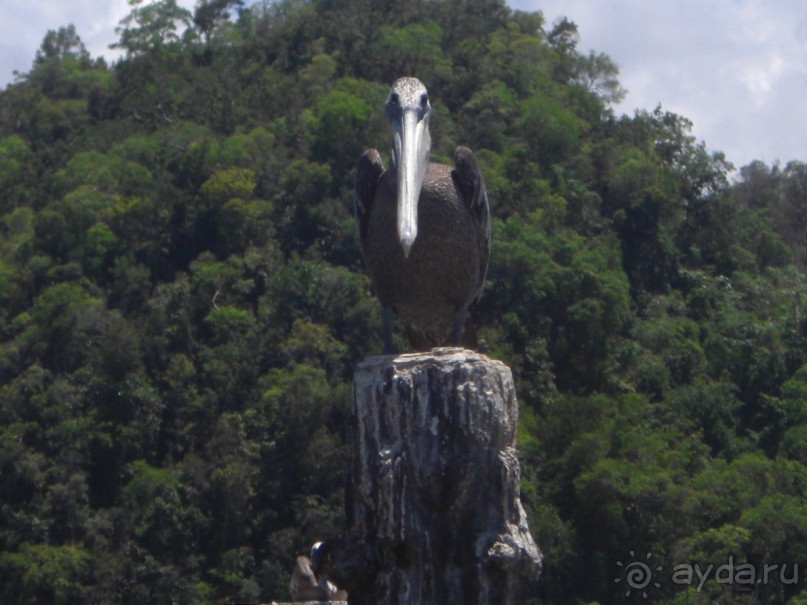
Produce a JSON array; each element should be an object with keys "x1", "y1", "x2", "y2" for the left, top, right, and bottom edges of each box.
[{"x1": 1, "y1": 1, "x2": 806, "y2": 603}]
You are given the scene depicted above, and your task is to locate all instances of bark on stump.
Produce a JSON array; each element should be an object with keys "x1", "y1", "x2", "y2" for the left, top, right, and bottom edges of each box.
[{"x1": 344, "y1": 348, "x2": 541, "y2": 605}]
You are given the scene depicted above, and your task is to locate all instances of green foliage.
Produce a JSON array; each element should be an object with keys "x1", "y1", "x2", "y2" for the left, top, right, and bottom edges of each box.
[
  {"x1": 201, "y1": 167, "x2": 256, "y2": 205},
  {"x1": 518, "y1": 93, "x2": 580, "y2": 165},
  {"x1": 0, "y1": 135, "x2": 32, "y2": 212},
  {"x1": 113, "y1": 0, "x2": 194, "y2": 56},
  {"x1": 375, "y1": 21, "x2": 451, "y2": 84},
  {"x1": 1, "y1": 1, "x2": 806, "y2": 604},
  {"x1": 0, "y1": 543, "x2": 90, "y2": 604}
]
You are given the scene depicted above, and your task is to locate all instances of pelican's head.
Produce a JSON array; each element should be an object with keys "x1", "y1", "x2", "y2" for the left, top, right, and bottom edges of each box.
[
  {"x1": 310, "y1": 541, "x2": 329, "y2": 578},
  {"x1": 385, "y1": 77, "x2": 432, "y2": 257}
]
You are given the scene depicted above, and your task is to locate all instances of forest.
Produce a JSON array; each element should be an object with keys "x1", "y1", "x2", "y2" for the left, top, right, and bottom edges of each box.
[{"x1": 0, "y1": 0, "x2": 806, "y2": 603}]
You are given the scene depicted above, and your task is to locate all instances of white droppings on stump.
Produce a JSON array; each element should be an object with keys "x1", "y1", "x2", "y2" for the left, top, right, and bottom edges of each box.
[{"x1": 344, "y1": 348, "x2": 542, "y2": 605}]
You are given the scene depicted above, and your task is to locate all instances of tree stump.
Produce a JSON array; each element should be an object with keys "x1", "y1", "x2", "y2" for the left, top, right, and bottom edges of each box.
[{"x1": 342, "y1": 348, "x2": 541, "y2": 605}]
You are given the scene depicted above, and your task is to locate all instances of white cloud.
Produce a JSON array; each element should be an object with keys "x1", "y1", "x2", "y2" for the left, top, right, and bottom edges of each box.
[
  {"x1": 0, "y1": 0, "x2": 196, "y2": 84},
  {"x1": 511, "y1": 0, "x2": 807, "y2": 167}
]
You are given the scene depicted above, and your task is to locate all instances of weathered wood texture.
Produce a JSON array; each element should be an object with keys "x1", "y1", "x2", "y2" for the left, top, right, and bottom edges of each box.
[{"x1": 344, "y1": 348, "x2": 541, "y2": 605}]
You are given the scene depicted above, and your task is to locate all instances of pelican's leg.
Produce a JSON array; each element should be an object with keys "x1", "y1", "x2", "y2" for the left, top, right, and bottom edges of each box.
[
  {"x1": 451, "y1": 307, "x2": 467, "y2": 346},
  {"x1": 382, "y1": 306, "x2": 396, "y2": 354}
]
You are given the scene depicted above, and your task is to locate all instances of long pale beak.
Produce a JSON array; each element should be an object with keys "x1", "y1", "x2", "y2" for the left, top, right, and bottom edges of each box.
[{"x1": 394, "y1": 109, "x2": 427, "y2": 258}]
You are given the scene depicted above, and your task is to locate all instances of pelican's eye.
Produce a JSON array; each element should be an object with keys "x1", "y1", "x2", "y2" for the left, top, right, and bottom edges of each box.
[
  {"x1": 420, "y1": 93, "x2": 429, "y2": 108},
  {"x1": 385, "y1": 92, "x2": 402, "y2": 121}
]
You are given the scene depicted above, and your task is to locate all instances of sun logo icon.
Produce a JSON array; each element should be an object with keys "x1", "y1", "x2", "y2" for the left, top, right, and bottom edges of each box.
[{"x1": 615, "y1": 551, "x2": 663, "y2": 598}]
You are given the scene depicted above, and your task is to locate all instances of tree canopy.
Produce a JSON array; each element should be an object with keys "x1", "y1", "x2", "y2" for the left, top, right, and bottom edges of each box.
[{"x1": 1, "y1": 1, "x2": 806, "y2": 603}]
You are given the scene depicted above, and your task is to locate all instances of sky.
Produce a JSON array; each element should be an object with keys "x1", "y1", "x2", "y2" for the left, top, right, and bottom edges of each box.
[
  {"x1": 510, "y1": 0, "x2": 807, "y2": 169},
  {"x1": 2, "y1": 1, "x2": 807, "y2": 169}
]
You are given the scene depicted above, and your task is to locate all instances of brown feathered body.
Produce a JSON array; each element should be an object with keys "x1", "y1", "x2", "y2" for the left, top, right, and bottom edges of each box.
[{"x1": 358, "y1": 158, "x2": 487, "y2": 348}]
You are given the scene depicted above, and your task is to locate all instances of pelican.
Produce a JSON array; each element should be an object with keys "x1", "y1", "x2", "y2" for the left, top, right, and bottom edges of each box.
[{"x1": 355, "y1": 77, "x2": 491, "y2": 353}]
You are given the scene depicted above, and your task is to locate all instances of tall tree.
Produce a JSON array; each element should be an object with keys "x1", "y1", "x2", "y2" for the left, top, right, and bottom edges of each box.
[{"x1": 112, "y1": 0, "x2": 194, "y2": 56}]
